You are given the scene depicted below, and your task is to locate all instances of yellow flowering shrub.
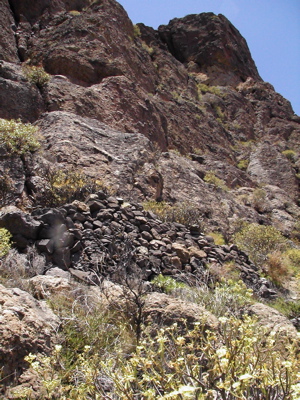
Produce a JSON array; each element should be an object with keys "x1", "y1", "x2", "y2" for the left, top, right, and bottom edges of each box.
[
  {"x1": 0, "y1": 228, "x2": 11, "y2": 257},
  {"x1": 20, "y1": 315, "x2": 299, "y2": 399},
  {"x1": 0, "y1": 118, "x2": 41, "y2": 155}
]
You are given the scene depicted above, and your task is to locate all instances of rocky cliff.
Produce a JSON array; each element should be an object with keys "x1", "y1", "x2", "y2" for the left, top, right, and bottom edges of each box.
[{"x1": 0, "y1": 0, "x2": 299, "y2": 238}]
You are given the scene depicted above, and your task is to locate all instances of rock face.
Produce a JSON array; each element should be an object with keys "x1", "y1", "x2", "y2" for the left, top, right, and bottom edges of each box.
[
  {"x1": 0, "y1": 284, "x2": 59, "y2": 383},
  {"x1": 0, "y1": 0, "x2": 298, "y2": 240},
  {"x1": 0, "y1": 1, "x2": 299, "y2": 396},
  {"x1": 247, "y1": 302, "x2": 298, "y2": 338},
  {"x1": 0, "y1": 0, "x2": 19, "y2": 62},
  {"x1": 158, "y1": 13, "x2": 261, "y2": 86}
]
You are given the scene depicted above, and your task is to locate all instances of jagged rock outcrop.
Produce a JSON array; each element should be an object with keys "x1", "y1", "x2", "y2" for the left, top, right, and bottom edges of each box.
[
  {"x1": 0, "y1": 1, "x2": 299, "y2": 396},
  {"x1": 247, "y1": 302, "x2": 298, "y2": 338},
  {"x1": 158, "y1": 13, "x2": 261, "y2": 86}
]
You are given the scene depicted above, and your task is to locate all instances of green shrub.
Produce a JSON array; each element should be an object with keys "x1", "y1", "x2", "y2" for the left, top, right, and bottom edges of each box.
[
  {"x1": 270, "y1": 297, "x2": 300, "y2": 320},
  {"x1": 143, "y1": 201, "x2": 203, "y2": 228},
  {"x1": 0, "y1": 118, "x2": 41, "y2": 155},
  {"x1": 133, "y1": 24, "x2": 141, "y2": 37},
  {"x1": 264, "y1": 251, "x2": 291, "y2": 286},
  {"x1": 197, "y1": 83, "x2": 222, "y2": 97},
  {"x1": 237, "y1": 159, "x2": 249, "y2": 170},
  {"x1": 252, "y1": 188, "x2": 267, "y2": 212},
  {"x1": 234, "y1": 223, "x2": 287, "y2": 266},
  {"x1": 151, "y1": 274, "x2": 187, "y2": 294},
  {"x1": 23, "y1": 65, "x2": 50, "y2": 88},
  {"x1": 284, "y1": 248, "x2": 300, "y2": 270},
  {"x1": 42, "y1": 167, "x2": 112, "y2": 207},
  {"x1": 204, "y1": 171, "x2": 229, "y2": 191},
  {"x1": 69, "y1": 10, "x2": 81, "y2": 16},
  {"x1": 141, "y1": 42, "x2": 154, "y2": 55},
  {"x1": 0, "y1": 228, "x2": 11, "y2": 257},
  {"x1": 207, "y1": 232, "x2": 225, "y2": 245},
  {"x1": 282, "y1": 149, "x2": 297, "y2": 162},
  {"x1": 195, "y1": 279, "x2": 254, "y2": 317}
]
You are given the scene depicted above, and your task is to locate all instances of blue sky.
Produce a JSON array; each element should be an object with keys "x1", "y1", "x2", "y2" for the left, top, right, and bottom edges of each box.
[{"x1": 117, "y1": 0, "x2": 300, "y2": 115}]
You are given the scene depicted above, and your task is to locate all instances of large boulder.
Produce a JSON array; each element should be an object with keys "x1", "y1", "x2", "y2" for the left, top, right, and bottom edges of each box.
[
  {"x1": 0, "y1": 284, "x2": 59, "y2": 383},
  {"x1": 143, "y1": 292, "x2": 219, "y2": 331},
  {"x1": 0, "y1": 211, "x2": 42, "y2": 239},
  {"x1": 0, "y1": 61, "x2": 45, "y2": 122},
  {"x1": 247, "y1": 302, "x2": 298, "y2": 338}
]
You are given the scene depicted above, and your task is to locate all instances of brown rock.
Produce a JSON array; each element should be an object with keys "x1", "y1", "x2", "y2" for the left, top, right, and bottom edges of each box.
[
  {"x1": 144, "y1": 292, "x2": 218, "y2": 330},
  {"x1": 28, "y1": 275, "x2": 74, "y2": 299},
  {"x1": 0, "y1": 61, "x2": 45, "y2": 122},
  {"x1": 171, "y1": 255, "x2": 182, "y2": 269},
  {"x1": 0, "y1": 284, "x2": 59, "y2": 383},
  {"x1": 172, "y1": 243, "x2": 190, "y2": 263},
  {"x1": 247, "y1": 302, "x2": 298, "y2": 338},
  {"x1": 188, "y1": 246, "x2": 207, "y2": 259}
]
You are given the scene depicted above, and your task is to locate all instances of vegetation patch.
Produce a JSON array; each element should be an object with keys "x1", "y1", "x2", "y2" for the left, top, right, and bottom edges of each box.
[
  {"x1": 143, "y1": 200, "x2": 203, "y2": 228},
  {"x1": 204, "y1": 171, "x2": 229, "y2": 192},
  {"x1": 18, "y1": 308, "x2": 299, "y2": 399},
  {"x1": 42, "y1": 167, "x2": 113, "y2": 207},
  {"x1": 282, "y1": 149, "x2": 297, "y2": 162},
  {"x1": 0, "y1": 118, "x2": 41, "y2": 155},
  {"x1": 234, "y1": 223, "x2": 287, "y2": 267},
  {"x1": 23, "y1": 65, "x2": 50, "y2": 89},
  {"x1": 0, "y1": 228, "x2": 11, "y2": 258}
]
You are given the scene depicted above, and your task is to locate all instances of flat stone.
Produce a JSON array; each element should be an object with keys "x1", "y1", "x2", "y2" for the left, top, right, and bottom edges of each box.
[
  {"x1": 188, "y1": 246, "x2": 207, "y2": 259},
  {"x1": 172, "y1": 243, "x2": 190, "y2": 263},
  {"x1": 37, "y1": 239, "x2": 54, "y2": 254}
]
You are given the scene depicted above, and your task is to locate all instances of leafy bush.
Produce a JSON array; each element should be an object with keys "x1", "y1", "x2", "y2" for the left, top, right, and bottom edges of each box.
[
  {"x1": 133, "y1": 24, "x2": 141, "y2": 37},
  {"x1": 0, "y1": 118, "x2": 41, "y2": 155},
  {"x1": 234, "y1": 223, "x2": 287, "y2": 266},
  {"x1": 204, "y1": 171, "x2": 229, "y2": 192},
  {"x1": 252, "y1": 188, "x2": 267, "y2": 213},
  {"x1": 151, "y1": 274, "x2": 187, "y2": 294},
  {"x1": 207, "y1": 232, "x2": 225, "y2": 245},
  {"x1": 195, "y1": 279, "x2": 254, "y2": 317},
  {"x1": 282, "y1": 149, "x2": 297, "y2": 162},
  {"x1": 197, "y1": 83, "x2": 222, "y2": 97},
  {"x1": 264, "y1": 251, "x2": 291, "y2": 286},
  {"x1": 284, "y1": 248, "x2": 300, "y2": 271},
  {"x1": 270, "y1": 297, "x2": 300, "y2": 320},
  {"x1": 0, "y1": 228, "x2": 11, "y2": 257},
  {"x1": 21, "y1": 314, "x2": 300, "y2": 399},
  {"x1": 143, "y1": 201, "x2": 203, "y2": 228},
  {"x1": 237, "y1": 159, "x2": 249, "y2": 170},
  {"x1": 23, "y1": 65, "x2": 50, "y2": 88},
  {"x1": 42, "y1": 167, "x2": 112, "y2": 207}
]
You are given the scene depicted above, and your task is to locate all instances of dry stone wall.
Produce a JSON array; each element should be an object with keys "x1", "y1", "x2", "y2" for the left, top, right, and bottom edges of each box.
[{"x1": 0, "y1": 191, "x2": 277, "y2": 298}]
